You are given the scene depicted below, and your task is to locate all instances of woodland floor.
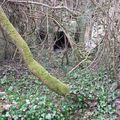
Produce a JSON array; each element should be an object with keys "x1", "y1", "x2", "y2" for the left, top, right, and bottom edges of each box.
[{"x1": 0, "y1": 50, "x2": 120, "y2": 120}]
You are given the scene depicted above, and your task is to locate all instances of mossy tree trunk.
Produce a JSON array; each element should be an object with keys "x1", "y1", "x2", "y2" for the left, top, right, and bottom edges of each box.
[{"x1": 0, "y1": 6, "x2": 70, "y2": 96}]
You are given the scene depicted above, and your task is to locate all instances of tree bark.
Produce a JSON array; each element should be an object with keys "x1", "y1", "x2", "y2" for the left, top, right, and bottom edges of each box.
[{"x1": 0, "y1": 6, "x2": 70, "y2": 96}]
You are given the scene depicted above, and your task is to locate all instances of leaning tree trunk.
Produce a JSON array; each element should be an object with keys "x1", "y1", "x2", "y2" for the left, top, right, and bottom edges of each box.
[{"x1": 0, "y1": 6, "x2": 70, "y2": 96}]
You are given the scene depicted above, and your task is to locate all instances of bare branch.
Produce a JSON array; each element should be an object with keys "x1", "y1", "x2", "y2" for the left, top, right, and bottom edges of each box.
[
  {"x1": 7, "y1": 0, "x2": 80, "y2": 15},
  {"x1": 68, "y1": 52, "x2": 90, "y2": 74},
  {"x1": 0, "y1": 0, "x2": 7, "y2": 6}
]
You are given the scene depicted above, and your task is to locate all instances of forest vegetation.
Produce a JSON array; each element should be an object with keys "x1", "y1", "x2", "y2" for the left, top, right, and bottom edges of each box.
[{"x1": 0, "y1": 0, "x2": 120, "y2": 119}]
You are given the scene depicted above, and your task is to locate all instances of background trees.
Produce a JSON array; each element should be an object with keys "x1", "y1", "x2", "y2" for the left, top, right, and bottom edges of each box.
[{"x1": 0, "y1": 0, "x2": 119, "y2": 77}]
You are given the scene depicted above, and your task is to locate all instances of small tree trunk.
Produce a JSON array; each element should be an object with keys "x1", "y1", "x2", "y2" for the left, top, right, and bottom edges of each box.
[{"x1": 0, "y1": 6, "x2": 70, "y2": 96}]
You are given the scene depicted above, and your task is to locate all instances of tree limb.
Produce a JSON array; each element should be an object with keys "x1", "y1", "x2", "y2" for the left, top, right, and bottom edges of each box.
[{"x1": 0, "y1": 6, "x2": 70, "y2": 96}]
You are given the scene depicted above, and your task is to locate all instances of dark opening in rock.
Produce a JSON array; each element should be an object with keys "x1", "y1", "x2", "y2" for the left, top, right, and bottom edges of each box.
[{"x1": 53, "y1": 31, "x2": 71, "y2": 51}]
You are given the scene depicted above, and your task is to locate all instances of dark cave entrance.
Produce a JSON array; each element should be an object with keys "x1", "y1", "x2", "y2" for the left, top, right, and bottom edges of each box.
[{"x1": 53, "y1": 31, "x2": 71, "y2": 51}]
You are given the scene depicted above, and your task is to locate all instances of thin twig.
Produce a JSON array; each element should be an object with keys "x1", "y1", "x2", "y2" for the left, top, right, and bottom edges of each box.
[
  {"x1": 67, "y1": 52, "x2": 90, "y2": 74},
  {"x1": 7, "y1": 0, "x2": 79, "y2": 15},
  {"x1": 0, "y1": 0, "x2": 6, "y2": 6}
]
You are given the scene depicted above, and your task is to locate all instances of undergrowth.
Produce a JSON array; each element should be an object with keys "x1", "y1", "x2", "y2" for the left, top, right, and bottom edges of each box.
[{"x1": 0, "y1": 66, "x2": 117, "y2": 120}]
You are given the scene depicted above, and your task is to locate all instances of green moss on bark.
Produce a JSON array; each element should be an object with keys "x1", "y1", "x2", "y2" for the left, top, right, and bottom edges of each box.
[{"x1": 0, "y1": 7, "x2": 70, "y2": 96}]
